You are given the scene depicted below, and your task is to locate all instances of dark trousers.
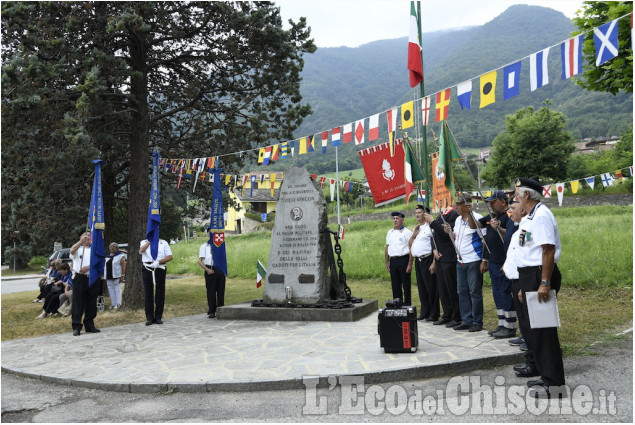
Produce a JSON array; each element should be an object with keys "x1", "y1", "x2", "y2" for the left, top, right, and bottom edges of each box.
[
  {"x1": 205, "y1": 267, "x2": 226, "y2": 314},
  {"x1": 71, "y1": 274, "x2": 99, "y2": 331},
  {"x1": 389, "y1": 255, "x2": 411, "y2": 306},
  {"x1": 490, "y1": 262, "x2": 516, "y2": 328},
  {"x1": 414, "y1": 255, "x2": 439, "y2": 319},
  {"x1": 142, "y1": 267, "x2": 166, "y2": 322},
  {"x1": 44, "y1": 289, "x2": 62, "y2": 314},
  {"x1": 437, "y1": 260, "x2": 461, "y2": 322},
  {"x1": 518, "y1": 264, "x2": 564, "y2": 387},
  {"x1": 511, "y1": 278, "x2": 536, "y2": 370}
]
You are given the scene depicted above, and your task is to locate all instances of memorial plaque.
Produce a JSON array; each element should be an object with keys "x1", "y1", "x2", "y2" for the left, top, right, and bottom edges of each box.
[{"x1": 263, "y1": 167, "x2": 331, "y2": 304}]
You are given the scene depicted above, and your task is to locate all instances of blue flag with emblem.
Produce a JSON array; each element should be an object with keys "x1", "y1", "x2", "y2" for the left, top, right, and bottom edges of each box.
[
  {"x1": 88, "y1": 159, "x2": 106, "y2": 287},
  {"x1": 146, "y1": 152, "x2": 161, "y2": 260},
  {"x1": 209, "y1": 168, "x2": 228, "y2": 276}
]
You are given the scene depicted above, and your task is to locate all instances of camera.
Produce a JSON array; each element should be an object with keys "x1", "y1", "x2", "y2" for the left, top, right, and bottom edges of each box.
[{"x1": 385, "y1": 298, "x2": 402, "y2": 309}]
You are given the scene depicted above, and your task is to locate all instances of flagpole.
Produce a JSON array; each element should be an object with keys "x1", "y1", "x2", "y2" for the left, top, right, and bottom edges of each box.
[
  {"x1": 335, "y1": 146, "x2": 341, "y2": 226},
  {"x1": 417, "y1": 0, "x2": 430, "y2": 210}
]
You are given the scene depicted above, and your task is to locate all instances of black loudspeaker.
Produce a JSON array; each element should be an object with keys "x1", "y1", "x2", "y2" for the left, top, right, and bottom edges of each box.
[{"x1": 378, "y1": 304, "x2": 418, "y2": 353}]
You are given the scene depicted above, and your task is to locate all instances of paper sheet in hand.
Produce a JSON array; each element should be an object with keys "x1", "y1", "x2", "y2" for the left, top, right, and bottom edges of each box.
[{"x1": 526, "y1": 290, "x2": 560, "y2": 328}]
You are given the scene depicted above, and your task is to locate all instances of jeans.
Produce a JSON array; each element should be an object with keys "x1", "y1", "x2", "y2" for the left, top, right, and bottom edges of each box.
[{"x1": 456, "y1": 260, "x2": 483, "y2": 326}]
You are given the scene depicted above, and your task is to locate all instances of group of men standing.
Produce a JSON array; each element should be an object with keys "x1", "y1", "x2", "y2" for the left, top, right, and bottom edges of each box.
[{"x1": 385, "y1": 177, "x2": 565, "y2": 399}]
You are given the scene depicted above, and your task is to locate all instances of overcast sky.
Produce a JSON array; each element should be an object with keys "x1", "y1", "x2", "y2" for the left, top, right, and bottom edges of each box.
[{"x1": 277, "y1": 0, "x2": 585, "y2": 48}]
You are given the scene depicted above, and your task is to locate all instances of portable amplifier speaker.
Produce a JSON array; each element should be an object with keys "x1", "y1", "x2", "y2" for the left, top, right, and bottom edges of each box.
[{"x1": 377, "y1": 305, "x2": 418, "y2": 353}]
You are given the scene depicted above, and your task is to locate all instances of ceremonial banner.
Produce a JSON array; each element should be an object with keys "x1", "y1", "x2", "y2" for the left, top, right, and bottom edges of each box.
[
  {"x1": 89, "y1": 159, "x2": 106, "y2": 287},
  {"x1": 556, "y1": 182, "x2": 564, "y2": 206},
  {"x1": 431, "y1": 152, "x2": 453, "y2": 212},
  {"x1": 359, "y1": 140, "x2": 409, "y2": 206},
  {"x1": 146, "y1": 152, "x2": 161, "y2": 261},
  {"x1": 209, "y1": 168, "x2": 227, "y2": 276}
]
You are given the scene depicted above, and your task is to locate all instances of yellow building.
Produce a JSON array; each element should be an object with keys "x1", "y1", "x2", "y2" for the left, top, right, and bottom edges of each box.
[{"x1": 226, "y1": 171, "x2": 283, "y2": 233}]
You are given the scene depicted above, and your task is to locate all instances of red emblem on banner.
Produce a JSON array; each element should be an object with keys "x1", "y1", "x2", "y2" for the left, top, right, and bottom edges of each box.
[
  {"x1": 358, "y1": 141, "x2": 407, "y2": 206},
  {"x1": 213, "y1": 232, "x2": 225, "y2": 247}
]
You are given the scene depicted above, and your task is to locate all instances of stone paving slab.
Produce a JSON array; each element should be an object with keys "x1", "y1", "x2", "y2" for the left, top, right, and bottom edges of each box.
[{"x1": 1, "y1": 314, "x2": 524, "y2": 393}]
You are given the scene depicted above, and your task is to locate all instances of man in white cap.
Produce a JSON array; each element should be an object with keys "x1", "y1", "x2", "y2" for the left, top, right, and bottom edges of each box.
[{"x1": 385, "y1": 211, "x2": 413, "y2": 306}]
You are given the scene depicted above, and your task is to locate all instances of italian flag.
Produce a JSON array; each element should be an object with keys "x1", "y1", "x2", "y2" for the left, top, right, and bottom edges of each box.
[
  {"x1": 257, "y1": 260, "x2": 266, "y2": 289},
  {"x1": 408, "y1": 1, "x2": 423, "y2": 88},
  {"x1": 404, "y1": 141, "x2": 425, "y2": 204}
]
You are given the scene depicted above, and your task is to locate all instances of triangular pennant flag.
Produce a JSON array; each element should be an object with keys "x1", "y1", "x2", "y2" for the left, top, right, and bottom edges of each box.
[
  {"x1": 556, "y1": 182, "x2": 564, "y2": 206},
  {"x1": 570, "y1": 180, "x2": 579, "y2": 194},
  {"x1": 330, "y1": 179, "x2": 336, "y2": 201},
  {"x1": 615, "y1": 169, "x2": 623, "y2": 182},
  {"x1": 585, "y1": 176, "x2": 595, "y2": 190}
]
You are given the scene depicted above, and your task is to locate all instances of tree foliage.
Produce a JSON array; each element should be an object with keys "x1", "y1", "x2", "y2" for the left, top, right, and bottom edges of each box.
[
  {"x1": 572, "y1": 1, "x2": 633, "y2": 94},
  {"x1": 1, "y1": 2, "x2": 315, "y2": 308},
  {"x1": 481, "y1": 103, "x2": 576, "y2": 187}
]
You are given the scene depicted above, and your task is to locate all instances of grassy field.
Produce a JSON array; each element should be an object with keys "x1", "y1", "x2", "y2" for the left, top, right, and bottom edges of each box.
[{"x1": 2, "y1": 205, "x2": 632, "y2": 355}]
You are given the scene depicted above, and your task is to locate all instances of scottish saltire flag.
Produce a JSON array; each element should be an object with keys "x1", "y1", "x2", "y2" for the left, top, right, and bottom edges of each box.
[
  {"x1": 331, "y1": 127, "x2": 341, "y2": 147},
  {"x1": 594, "y1": 19, "x2": 619, "y2": 66},
  {"x1": 601, "y1": 172, "x2": 613, "y2": 187},
  {"x1": 146, "y1": 152, "x2": 161, "y2": 261},
  {"x1": 89, "y1": 159, "x2": 106, "y2": 286},
  {"x1": 457, "y1": 80, "x2": 472, "y2": 110},
  {"x1": 209, "y1": 168, "x2": 227, "y2": 276},
  {"x1": 530, "y1": 47, "x2": 550, "y2": 91},
  {"x1": 503, "y1": 61, "x2": 521, "y2": 100},
  {"x1": 561, "y1": 35, "x2": 583, "y2": 79},
  {"x1": 585, "y1": 176, "x2": 595, "y2": 190}
]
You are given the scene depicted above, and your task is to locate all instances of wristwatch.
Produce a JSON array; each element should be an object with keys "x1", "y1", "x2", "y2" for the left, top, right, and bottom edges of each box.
[{"x1": 540, "y1": 280, "x2": 551, "y2": 287}]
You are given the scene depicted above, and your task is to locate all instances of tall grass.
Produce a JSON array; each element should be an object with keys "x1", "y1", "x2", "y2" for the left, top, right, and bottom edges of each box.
[{"x1": 169, "y1": 206, "x2": 632, "y2": 288}]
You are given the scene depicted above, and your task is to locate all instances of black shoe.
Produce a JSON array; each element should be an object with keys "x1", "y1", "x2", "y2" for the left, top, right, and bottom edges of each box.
[
  {"x1": 492, "y1": 328, "x2": 517, "y2": 339},
  {"x1": 527, "y1": 379, "x2": 544, "y2": 387},
  {"x1": 528, "y1": 385, "x2": 551, "y2": 399},
  {"x1": 155, "y1": 319, "x2": 163, "y2": 324},
  {"x1": 433, "y1": 318, "x2": 450, "y2": 325},
  {"x1": 515, "y1": 366, "x2": 540, "y2": 378},
  {"x1": 488, "y1": 326, "x2": 503, "y2": 336},
  {"x1": 85, "y1": 328, "x2": 100, "y2": 333},
  {"x1": 513, "y1": 363, "x2": 528, "y2": 372},
  {"x1": 145, "y1": 320, "x2": 153, "y2": 326},
  {"x1": 519, "y1": 343, "x2": 528, "y2": 351},
  {"x1": 73, "y1": 329, "x2": 80, "y2": 336},
  {"x1": 424, "y1": 317, "x2": 437, "y2": 322},
  {"x1": 453, "y1": 323, "x2": 470, "y2": 330},
  {"x1": 208, "y1": 313, "x2": 216, "y2": 319},
  {"x1": 416, "y1": 315, "x2": 425, "y2": 320},
  {"x1": 468, "y1": 325, "x2": 483, "y2": 332},
  {"x1": 445, "y1": 320, "x2": 460, "y2": 328}
]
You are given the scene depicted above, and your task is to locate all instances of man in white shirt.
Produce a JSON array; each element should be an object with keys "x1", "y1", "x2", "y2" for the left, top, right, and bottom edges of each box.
[
  {"x1": 70, "y1": 231, "x2": 99, "y2": 336},
  {"x1": 444, "y1": 195, "x2": 486, "y2": 332},
  {"x1": 140, "y1": 239, "x2": 173, "y2": 326},
  {"x1": 198, "y1": 236, "x2": 226, "y2": 319},
  {"x1": 409, "y1": 205, "x2": 438, "y2": 321},
  {"x1": 514, "y1": 177, "x2": 565, "y2": 399},
  {"x1": 385, "y1": 212, "x2": 413, "y2": 306}
]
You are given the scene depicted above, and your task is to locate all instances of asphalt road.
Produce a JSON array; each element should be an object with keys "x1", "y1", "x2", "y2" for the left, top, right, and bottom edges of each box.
[
  {"x1": 1, "y1": 334, "x2": 631, "y2": 423},
  {"x1": 0, "y1": 276, "x2": 41, "y2": 295}
]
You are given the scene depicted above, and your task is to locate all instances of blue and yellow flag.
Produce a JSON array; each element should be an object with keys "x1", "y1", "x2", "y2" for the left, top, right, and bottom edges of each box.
[
  {"x1": 209, "y1": 168, "x2": 228, "y2": 276},
  {"x1": 146, "y1": 152, "x2": 161, "y2": 260},
  {"x1": 89, "y1": 159, "x2": 106, "y2": 287}
]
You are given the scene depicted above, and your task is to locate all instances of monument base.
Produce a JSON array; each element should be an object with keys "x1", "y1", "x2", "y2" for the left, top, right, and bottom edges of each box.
[{"x1": 217, "y1": 299, "x2": 378, "y2": 322}]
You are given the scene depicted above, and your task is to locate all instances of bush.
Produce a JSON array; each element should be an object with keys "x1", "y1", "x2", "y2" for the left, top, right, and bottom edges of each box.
[
  {"x1": 3, "y1": 244, "x2": 32, "y2": 269},
  {"x1": 28, "y1": 256, "x2": 48, "y2": 268}
]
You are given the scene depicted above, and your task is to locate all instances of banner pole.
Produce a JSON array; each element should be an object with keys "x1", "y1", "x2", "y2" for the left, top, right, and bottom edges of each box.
[
  {"x1": 335, "y1": 146, "x2": 341, "y2": 226},
  {"x1": 417, "y1": 0, "x2": 430, "y2": 209}
]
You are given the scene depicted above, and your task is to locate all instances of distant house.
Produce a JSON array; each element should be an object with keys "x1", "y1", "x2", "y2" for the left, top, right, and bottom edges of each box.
[
  {"x1": 226, "y1": 171, "x2": 283, "y2": 232},
  {"x1": 574, "y1": 137, "x2": 620, "y2": 154}
]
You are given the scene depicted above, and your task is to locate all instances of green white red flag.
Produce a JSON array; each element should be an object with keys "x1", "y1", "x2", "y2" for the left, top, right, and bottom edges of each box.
[
  {"x1": 257, "y1": 260, "x2": 266, "y2": 288},
  {"x1": 408, "y1": 1, "x2": 423, "y2": 87}
]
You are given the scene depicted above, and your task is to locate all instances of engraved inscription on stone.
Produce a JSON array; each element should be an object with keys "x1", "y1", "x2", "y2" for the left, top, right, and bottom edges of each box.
[{"x1": 263, "y1": 167, "x2": 330, "y2": 304}]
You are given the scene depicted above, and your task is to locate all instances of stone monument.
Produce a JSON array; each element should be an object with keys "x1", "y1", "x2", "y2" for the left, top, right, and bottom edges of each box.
[{"x1": 263, "y1": 166, "x2": 333, "y2": 304}]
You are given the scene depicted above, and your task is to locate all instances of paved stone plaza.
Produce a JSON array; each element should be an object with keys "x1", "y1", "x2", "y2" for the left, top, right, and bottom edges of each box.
[{"x1": 1, "y1": 313, "x2": 524, "y2": 393}]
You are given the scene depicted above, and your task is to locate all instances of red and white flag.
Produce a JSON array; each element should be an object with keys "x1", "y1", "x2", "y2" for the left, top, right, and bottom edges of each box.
[
  {"x1": 556, "y1": 182, "x2": 564, "y2": 206},
  {"x1": 331, "y1": 127, "x2": 341, "y2": 147},
  {"x1": 359, "y1": 140, "x2": 410, "y2": 206},
  {"x1": 342, "y1": 123, "x2": 353, "y2": 143},
  {"x1": 386, "y1": 108, "x2": 398, "y2": 157},
  {"x1": 421, "y1": 96, "x2": 430, "y2": 126},
  {"x1": 368, "y1": 113, "x2": 379, "y2": 141},
  {"x1": 354, "y1": 119, "x2": 365, "y2": 145},
  {"x1": 561, "y1": 35, "x2": 583, "y2": 79},
  {"x1": 407, "y1": 1, "x2": 423, "y2": 87},
  {"x1": 542, "y1": 185, "x2": 552, "y2": 198},
  {"x1": 329, "y1": 179, "x2": 336, "y2": 201},
  {"x1": 338, "y1": 225, "x2": 345, "y2": 240}
]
